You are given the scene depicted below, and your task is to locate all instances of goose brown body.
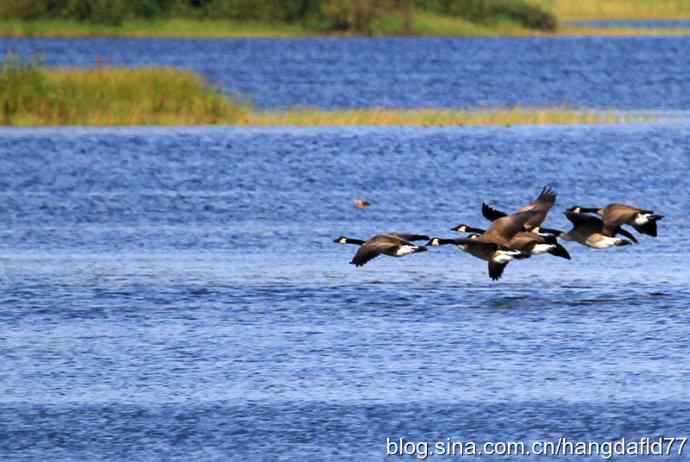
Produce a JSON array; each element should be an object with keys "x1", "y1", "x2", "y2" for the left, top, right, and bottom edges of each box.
[
  {"x1": 482, "y1": 185, "x2": 560, "y2": 233},
  {"x1": 562, "y1": 212, "x2": 633, "y2": 249},
  {"x1": 599, "y1": 203, "x2": 663, "y2": 238},
  {"x1": 334, "y1": 233, "x2": 429, "y2": 267}
]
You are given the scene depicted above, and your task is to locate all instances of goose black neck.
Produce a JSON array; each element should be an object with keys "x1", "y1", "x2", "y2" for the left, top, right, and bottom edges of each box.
[{"x1": 539, "y1": 227, "x2": 563, "y2": 236}]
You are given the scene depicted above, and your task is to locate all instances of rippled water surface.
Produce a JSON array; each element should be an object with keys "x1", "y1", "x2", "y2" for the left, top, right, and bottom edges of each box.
[
  {"x1": 2, "y1": 36, "x2": 690, "y2": 109},
  {"x1": 0, "y1": 123, "x2": 689, "y2": 460}
]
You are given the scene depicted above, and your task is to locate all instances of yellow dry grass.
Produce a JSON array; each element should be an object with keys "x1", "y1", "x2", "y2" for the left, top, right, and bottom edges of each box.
[
  {"x1": 1, "y1": 62, "x2": 247, "y2": 126},
  {"x1": 244, "y1": 108, "x2": 656, "y2": 126},
  {"x1": 530, "y1": 0, "x2": 690, "y2": 21}
]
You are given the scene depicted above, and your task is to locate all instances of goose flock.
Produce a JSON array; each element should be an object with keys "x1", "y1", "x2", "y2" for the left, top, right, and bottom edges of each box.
[{"x1": 334, "y1": 186, "x2": 663, "y2": 280}]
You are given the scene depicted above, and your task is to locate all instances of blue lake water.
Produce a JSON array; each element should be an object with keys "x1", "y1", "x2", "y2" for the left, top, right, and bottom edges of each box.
[
  {"x1": 0, "y1": 122, "x2": 689, "y2": 460},
  {"x1": 2, "y1": 36, "x2": 690, "y2": 109}
]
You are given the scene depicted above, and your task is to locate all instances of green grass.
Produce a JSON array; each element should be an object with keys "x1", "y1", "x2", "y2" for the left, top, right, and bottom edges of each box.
[
  {"x1": 410, "y1": 11, "x2": 535, "y2": 36},
  {"x1": 4, "y1": 14, "x2": 690, "y2": 38},
  {"x1": 0, "y1": 56, "x2": 247, "y2": 126},
  {"x1": 0, "y1": 15, "x2": 537, "y2": 37},
  {"x1": 0, "y1": 18, "x2": 309, "y2": 38},
  {"x1": 5, "y1": 1, "x2": 690, "y2": 37}
]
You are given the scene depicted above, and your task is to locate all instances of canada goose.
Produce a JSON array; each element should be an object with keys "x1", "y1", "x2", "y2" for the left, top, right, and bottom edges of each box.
[
  {"x1": 334, "y1": 233, "x2": 429, "y2": 267},
  {"x1": 426, "y1": 235, "x2": 527, "y2": 280},
  {"x1": 451, "y1": 224, "x2": 571, "y2": 259},
  {"x1": 566, "y1": 206, "x2": 639, "y2": 243},
  {"x1": 354, "y1": 198, "x2": 371, "y2": 209},
  {"x1": 479, "y1": 210, "x2": 539, "y2": 248},
  {"x1": 569, "y1": 203, "x2": 663, "y2": 238},
  {"x1": 482, "y1": 185, "x2": 563, "y2": 235},
  {"x1": 561, "y1": 211, "x2": 633, "y2": 249}
]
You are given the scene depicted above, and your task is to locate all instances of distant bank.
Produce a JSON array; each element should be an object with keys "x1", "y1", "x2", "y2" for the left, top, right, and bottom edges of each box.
[
  {"x1": 2, "y1": 0, "x2": 690, "y2": 38},
  {"x1": 2, "y1": 18, "x2": 690, "y2": 39}
]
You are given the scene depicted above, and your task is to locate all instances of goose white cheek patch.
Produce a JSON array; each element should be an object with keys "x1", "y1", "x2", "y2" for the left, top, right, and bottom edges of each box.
[{"x1": 635, "y1": 213, "x2": 652, "y2": 225}]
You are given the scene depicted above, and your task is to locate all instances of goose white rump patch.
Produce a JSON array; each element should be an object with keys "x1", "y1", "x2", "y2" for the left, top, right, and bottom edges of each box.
[
  {"x1": 493, "y1": 250, "x2": 520, "y2": 263},
  {"x1": 589, "y1": 236, "x2": 622, "y2": 249},
  {"x1": 532, "y1": 243, "x2": 555, "y2": 255},
  {"x1": 395, "y1": 245, "x2": 419, "y2": 257}
]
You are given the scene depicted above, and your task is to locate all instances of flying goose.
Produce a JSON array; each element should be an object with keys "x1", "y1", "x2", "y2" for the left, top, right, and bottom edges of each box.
[
  {"x1": 451, "y1": 224, "x2": 571, "y2": 259},
  {"x1": 481, "y1": 185, "x2": 563, "y2": 235},
  {"x1": 569, "y1": 203, "x2": 663, "y2": 238},
  {"x1": 561, "y1": 211, "x2": 633, "y2": 249},
  {"x1": 334, "y1": 233, "x2": 429, "y2": 267},
  {"x1": 478, "y1": 210, "x2": 540, "y2": 248},
  {"x1": 426, "y1": 235, "x2": 527, "y2": 280},
  {"x1": 427, "y1": 212, "x2": 536, "y2": 280}
]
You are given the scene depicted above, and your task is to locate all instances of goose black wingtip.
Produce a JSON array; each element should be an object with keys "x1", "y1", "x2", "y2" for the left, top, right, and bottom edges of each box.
[{"x1": 548, "y1": 244, "x2": 571, "y2": 260}]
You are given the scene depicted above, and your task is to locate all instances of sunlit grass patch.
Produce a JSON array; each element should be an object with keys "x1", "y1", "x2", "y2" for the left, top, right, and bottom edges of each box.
[
  {"x1": 530, "y1": 0, "x2": 690, "y2": 21},
  {"x1": 0, "y1": 55, "x2": 247, "y2": 126},
  {"x1": 409, "y1": 11, "x2": 531, "y2": 36},
  {"x1": 245, "y1": 108, "x2": 658, "y2": 126},
  {"x1": 557, "y1": 26, "x2": 690, "y2": 36}
]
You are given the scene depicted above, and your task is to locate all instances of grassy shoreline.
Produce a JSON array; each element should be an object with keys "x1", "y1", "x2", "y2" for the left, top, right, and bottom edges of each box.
[
  {"x1": 244, "y1": 108, "x2": 658, "y2": 126},
  {"x1": 0, "y1": 16, "x2": 534, "y2": 38},
  {"x1": 0, "y1": 60, "x2": 247, "y2": 126},
  {"x1": 3, "y1": 16, "x2": 690, "y2": 39},
  {"x1": 0, "y1": 61, "x2": 663, "y2": 127},
  {"x1": 2, "y1": 107, "x2": 659, "y2": 127}
]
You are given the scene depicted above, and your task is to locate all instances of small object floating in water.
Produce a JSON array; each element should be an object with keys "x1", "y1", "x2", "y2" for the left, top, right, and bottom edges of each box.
[{"x1": 354, "y1": 198, "x2": 371, "y2": 209}]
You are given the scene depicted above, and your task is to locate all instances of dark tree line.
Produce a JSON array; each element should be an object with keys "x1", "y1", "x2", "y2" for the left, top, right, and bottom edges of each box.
[{"x1": 0, "y1": 0, "x2": 556, "y2": 32}]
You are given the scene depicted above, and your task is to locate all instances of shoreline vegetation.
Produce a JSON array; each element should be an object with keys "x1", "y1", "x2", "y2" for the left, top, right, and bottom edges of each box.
[
  {"x1": 4, "y1": 17, "x2": 690, "y2": 39},
  {"x1": 2, "y1": 0, "x2": 690, "y2": 38},
  {"x1": 0, "y1": 58, "x2": 660, "y2": 127},
  {"x1": 0, "y1": 56, "x2": 246, "y2": 125},
  {"x1": 245, "y1": 108, "x2": 659, "y2": 126}
]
